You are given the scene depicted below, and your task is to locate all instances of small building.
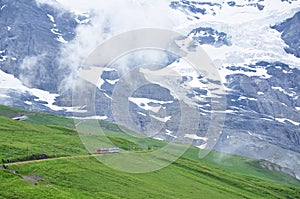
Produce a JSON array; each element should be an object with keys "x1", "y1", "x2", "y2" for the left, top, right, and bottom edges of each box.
[{"x1": 12, "y1": 116, "x2": 29, "y2": 121}]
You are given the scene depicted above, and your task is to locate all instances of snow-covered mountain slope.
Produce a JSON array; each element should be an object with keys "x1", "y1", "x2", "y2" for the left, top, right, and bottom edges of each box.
[
  {"x1": 171, "y1": 0, "x2": 300, "y2": 67},
  {"x1": 0, "y1": 68, "x2": 87, "y2": 114},
  {"x1": 0, "y1": 0, "x2": 300, "y2": 179}
]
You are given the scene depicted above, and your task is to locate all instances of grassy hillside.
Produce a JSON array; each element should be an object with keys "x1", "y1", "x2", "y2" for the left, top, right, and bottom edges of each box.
[
  {"x1": 0, "y1": 105, "x2": 299, "y2": 198},
  {"x1": 1, "y1": 156, "x2": 299, "y2": 199}
]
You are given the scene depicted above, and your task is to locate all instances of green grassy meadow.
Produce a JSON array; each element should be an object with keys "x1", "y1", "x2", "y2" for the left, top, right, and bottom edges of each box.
[{"x1": 0, "y1": 105, "x2": 299, "y2": 198}]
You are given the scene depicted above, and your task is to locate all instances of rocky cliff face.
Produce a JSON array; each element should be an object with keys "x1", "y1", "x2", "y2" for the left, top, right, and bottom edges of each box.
[
  {"x1": 0, "y1": 0, "x2": 78, "y2": 92},
  {"x1": 272, "y1": 11, "x2": 300, "y2": 58}
]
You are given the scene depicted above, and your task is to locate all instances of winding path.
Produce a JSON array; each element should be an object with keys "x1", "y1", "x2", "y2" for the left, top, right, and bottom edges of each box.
[{"x1": 4, "y1": 154, "x2": 101, "y2": 166}]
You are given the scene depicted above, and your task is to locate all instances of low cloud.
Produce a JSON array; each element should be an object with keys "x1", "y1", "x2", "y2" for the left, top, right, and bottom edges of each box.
[
  {"x1": 20, "y1": 56, "x2": 39, "y2": 70},
  {"x1": 35, "y1": 0, "x2": 187, "y2": 91}
]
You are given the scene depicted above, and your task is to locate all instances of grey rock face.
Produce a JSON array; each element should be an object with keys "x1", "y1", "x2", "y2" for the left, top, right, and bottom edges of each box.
[
  {"x1": 188, "y1": 27, "x2": 231, "y2": 47},
  {"x1": 272, "y1": 11, "x2": 300, "y2": 58},
  {"x1": 222, "y1": 61, "x2": 300, "y2": 150},
  {"x1": 0, "y1": 0, "x2": 78, "y2": 92}
]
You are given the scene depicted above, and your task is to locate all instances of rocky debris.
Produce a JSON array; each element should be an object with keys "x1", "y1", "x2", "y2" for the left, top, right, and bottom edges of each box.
[{"x1": 258, "y1": 160, "x2": 297, "y2": 179}]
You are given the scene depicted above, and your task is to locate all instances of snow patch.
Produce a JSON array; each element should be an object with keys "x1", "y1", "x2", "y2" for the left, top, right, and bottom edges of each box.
[
  {"x1": 50, "y1": 28, "x2": 68, "y2": 43},
  {"x1": 165, "y1": 129, "x2": 178, "y2": 138},
  {"x1": 272, "y1": 86, "x2": 296, "y2": 97},
  {"x1": 184, "y1": 134, "x2": 208, "y2": 141},
  {"x1": 47, "y1": 14, "x2": 55, "y2": 23},
  {"x1": 196, "y1": 143, "x2": 207, "y2": 149},
  {"x1": 137, "y1": 111, "x2": 147, "y2": 116},
  {"x1": 153, "y1": 137, "x2": 164, "y2": 141},
  {"x1": 103, "y1": 93, "x2": 112, "y2": 100},
  {"x1": 24, "y1": 101, "x2": 32, "y2": 105},
  {"x1": 72, "y1": 114, "x2": 107, "y2": 120},
  {"x1": 0, "y1": 93, "x2": 9, "y2": 98},
  {"x1": 64, "y1": 106, "x2": 88, "y2": 113},
  {"x1": 150, "y1": 114, "x2": 171, "y2": 122},
  {"x1": 74, "y1": 12, "x2": 91, "y2": 24},
  {"x1": 261, "y1": 117, "x2": 273, "y2": 121},
  {"x1": 128, "y1": 97, "x2": 173, "y2": 113},
  {"x1": 1, "y1": 5, "x2": 6, "y2": 10},
  {"x1": 51, "y1": 28, "x2": 60, "y2": 35},
  {"x1": 56, "y1": 35, "x2": 68, "y2": 44},
  {"x1": 248, "y1": 97, "x2": 257, "y2": 101},
  {"x1": 106, "y1": 79, "x2": 119, "y2": 85},
  {"x1": 0, "y1": 55, "x2": 7, "y2": 62},
  {"x1": 275, "y1": 118, "x2": 300, "y2": 126},
  {"x1": 166, "y1": 131, "x2": 177, "y2": 138},
  {"x1": 0, "y1": 69, "x2": 74, "y2": 112}
]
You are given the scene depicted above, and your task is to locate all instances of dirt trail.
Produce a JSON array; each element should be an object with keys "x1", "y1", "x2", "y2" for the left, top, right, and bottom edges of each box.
[
  {"x1": 4, "y1": 154, "x2": 101, "y2": 166},
  {"x1": 1, "y1": 154, "x2": 101, "y2": 184}
]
